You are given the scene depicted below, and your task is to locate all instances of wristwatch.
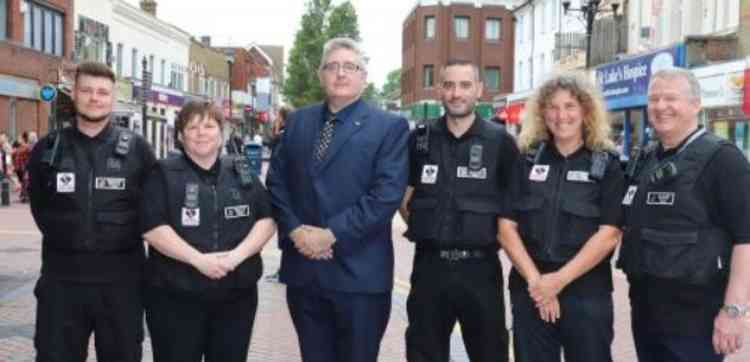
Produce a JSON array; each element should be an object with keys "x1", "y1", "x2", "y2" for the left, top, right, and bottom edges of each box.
[{"x1": 722, "y1": 304, "x2": 749, "y2": 319}]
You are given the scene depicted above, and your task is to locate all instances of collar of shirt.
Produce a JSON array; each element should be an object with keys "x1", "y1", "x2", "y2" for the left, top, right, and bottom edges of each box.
[
  {"x1": 544, "y1": 142, "x2": 588, "y2": 162},
  {"x1": 323, "y1": 98, "x2": 362, "y2": 126},
  {"x1": 656, "y1": 127, "x2": 703, "y2": 160},
  {"x1": 435, "y1": 112, "x2": 485, "y2": 140},
  {"x1": 183, "y1": 154, "x2": 221, "y2": 182},
  {"x1": 72, "y1": 121, "x2": 115, "y2": 144}
]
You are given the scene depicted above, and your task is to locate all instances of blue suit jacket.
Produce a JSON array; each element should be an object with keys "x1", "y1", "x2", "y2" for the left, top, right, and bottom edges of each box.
[{"x1": 266, "y1": 100, "x2": 409, "y2": 294}]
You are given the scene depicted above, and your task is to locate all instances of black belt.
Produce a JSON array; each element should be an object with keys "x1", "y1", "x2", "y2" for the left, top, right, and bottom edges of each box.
[{"x1": 422, "y1": 248, "x2": 489, "y2": 262}]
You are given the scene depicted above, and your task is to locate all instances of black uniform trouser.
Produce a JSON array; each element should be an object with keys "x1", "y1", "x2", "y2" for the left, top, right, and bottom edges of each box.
[
  {"x1": 405, "y1": 250, "x2": 509, "y2": 362},
  {"x1": 510, "y1": 286, "x2": 613, "y2": 362},
  {"x1": 145, "y1": 285, "x2": 258, "y2": 362},
  {"x1": 630, "y1": 290, "x2": 723, "y2": 362},
  {"x1": 33, "y1": 276, "x2": 144, "y2": 362}
]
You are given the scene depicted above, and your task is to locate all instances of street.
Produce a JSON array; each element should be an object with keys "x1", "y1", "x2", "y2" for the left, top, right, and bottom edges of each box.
[{"x1": 1, "y1": 188, "x2": 749, "y2": 361}]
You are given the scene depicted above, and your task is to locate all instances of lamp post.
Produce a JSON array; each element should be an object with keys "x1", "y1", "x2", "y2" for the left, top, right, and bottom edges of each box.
[
  {"x1": 141, "y1": 57, "x2": 152, "y2": 138},
  {"x1": 562, "y1": 0, "x2": 620, "y2": 68}
]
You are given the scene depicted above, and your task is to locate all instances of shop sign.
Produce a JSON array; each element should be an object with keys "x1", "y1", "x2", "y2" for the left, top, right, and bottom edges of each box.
[
  {"x1": 595, "y1": 44, "x2": 686, "y2": 110},
  {"x1": 694, "y1": 60, "x2": 745, "y2": 108}
]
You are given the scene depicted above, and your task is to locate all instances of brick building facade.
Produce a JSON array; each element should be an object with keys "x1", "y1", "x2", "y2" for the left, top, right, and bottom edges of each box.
[
  {"x1": 402, "y1": 1, "x2": 514, "y2": 119},
  {"x1": 1, "y1": 0, "x2": 74, "y2": 139}
]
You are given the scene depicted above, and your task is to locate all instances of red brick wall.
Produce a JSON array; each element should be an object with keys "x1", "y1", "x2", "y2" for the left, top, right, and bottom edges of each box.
[
  {"x1": 402, "y1": 3, "x2": 514, "y2": 106},
  {"x1": 0, "y1": 0, "x2": 74, "y2": 137}
]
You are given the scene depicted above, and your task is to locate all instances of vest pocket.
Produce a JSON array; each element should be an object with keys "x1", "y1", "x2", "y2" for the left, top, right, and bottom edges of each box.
[
  {"x1": 640, "y1": 228, "x2": 699, "y2": 281},
  {"x1": 558, "y1": 199, "x2": 601, "y2": 257},
  {"x1": 408, "y1": 197, "x2": 439, "y2": 240},
  {"x1": 455, "y1": 198, "x2": 502, "y2": 242},
  {"x1": 515, "y1": 196, "x2": 545, "y2": 248},
  {"x1": 95, "y1": 210, "x2": 140, "y2": 250}
]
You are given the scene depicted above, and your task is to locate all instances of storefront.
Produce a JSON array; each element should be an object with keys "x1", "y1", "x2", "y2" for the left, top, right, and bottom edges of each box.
[
  {"x1": 694, "y1": 59, "x2": 750, "y2": 157},
  {"x1": 133, "y1": 82, "x2": 184, "y2": 159},
  {"x1": 595, "y1": 44, "x2": 687, "y2": 159}
]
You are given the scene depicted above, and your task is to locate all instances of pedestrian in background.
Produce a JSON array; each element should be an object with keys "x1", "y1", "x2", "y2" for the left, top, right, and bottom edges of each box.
[
  {"x1": 26, "y1": 61, "x2": 155, "y2": 362},
  {"x1": 266, "y1": 37, "x2": 409, "y2": 362},
  {"x1": 0, "y1": 132, "x2": 10, "y2": 180},
  {"x1": 141, "y1": 100, "x2": 276, "y2": 362},
  {"x1": 265, "y1": 105, "x2": 292, "y2": 282},
  {"x1": 499, "y1": 72, "x2": 625, "y2": 362},
  {"x1": 12, "y1": 132, "x2": 30, "y2": 202},
  {"x1": 399, "y1": 59, "x2": 515, "y2": 362},
  {"x1": 619, "y1": 68, "x2": 750, "y2": 362}
]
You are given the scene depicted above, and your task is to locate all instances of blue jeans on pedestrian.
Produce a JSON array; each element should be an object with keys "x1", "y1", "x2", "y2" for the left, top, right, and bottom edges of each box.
[{"x1": 510, "y1": 289, "x2": 614, "y2": 362}]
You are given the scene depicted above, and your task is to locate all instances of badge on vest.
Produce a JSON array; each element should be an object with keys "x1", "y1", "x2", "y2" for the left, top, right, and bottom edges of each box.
[
  {"x1": 457, "y1": 166, "x2": 487, "y2": 179},
  {"x1": 566, "y1": 170, "x2": 591, "y2": 182},
  {"x1": 646, "y1": 192, "x2": 675, "y2": 206},
  {"x1": 106, "y1": 158, "x2": 122, "y2": 171},
  {"x1": 56, "y1": 173, "x2": 75, "y2": 193},
  {"x1": 225, "y1": 205, "x2": 250, "y2": 219},
  {"x1": 529, "y1": 165, "x2": 550, "y2": 182},
  {"x1": 421, "y1": 164, "x2": 438, "y2": 184},
  {"x1": 622, "y1": 185, "x2": 638, "y2": 205},
  {"x1": 181, "y1": 208, "x2": 200, "y2": 227},
  {"x1": 95, "y1": 177, "x2": 126, "y2": 191}
]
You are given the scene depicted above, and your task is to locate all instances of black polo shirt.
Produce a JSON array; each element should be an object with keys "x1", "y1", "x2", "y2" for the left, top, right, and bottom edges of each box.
[
  {"x1": 506, "y1": 143, "x2": 626, "y2": 297},
  {"x1": 630, "y1": 130, "x2": 750, "y2": 336},
  {"x1": 407, "y1": 115, "x2": 520, "y2": 244}
]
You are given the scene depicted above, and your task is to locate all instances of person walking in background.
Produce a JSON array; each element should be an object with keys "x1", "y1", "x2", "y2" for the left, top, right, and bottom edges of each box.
[
  {"x1": 12, "y1": 132, "x2": 30, "y2": 202},
  {"x1": 266, "y1": 37, "x2": 409, "y2": 362},
  {"x1": 499, "y1": 72, "x2": 625, "y2": 362},
  {"x1": 265, "y1": 105, "x2": 291, "y2": 282}
]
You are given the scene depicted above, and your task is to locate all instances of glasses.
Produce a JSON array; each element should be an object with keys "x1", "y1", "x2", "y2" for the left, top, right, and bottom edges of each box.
[{"x1": 322, "y1": 62, "x2": 362, "y2": 74}]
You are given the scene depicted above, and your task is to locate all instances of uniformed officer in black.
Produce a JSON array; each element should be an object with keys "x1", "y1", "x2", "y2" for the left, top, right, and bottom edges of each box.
[
  {"x1": 141, "y1": 100, "x2": 276, "y2": 362},
  {"x1": 27, "y1": 62, "x2": 156, "y2": 362},
  {"x1": 499, "y1": 72, "x2": 625, "y2": 362},
  {"x1": 399, "y1": 59, "x2": 516, "y2": 362},
  {"x1": 619, "y1": 68, "x2": 750, "y2": 361}
]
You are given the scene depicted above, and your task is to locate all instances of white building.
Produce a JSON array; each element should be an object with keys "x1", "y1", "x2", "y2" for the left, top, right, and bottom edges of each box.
[
  {"x1": 512, "y1": 0, "x2": 588, "y2": 93},
  {"x1": 74, "y1": 0, "x2": 190, "y2": 158},
  {"x1": 627, "y1": 0, "x2": 741, "y2": 53}
]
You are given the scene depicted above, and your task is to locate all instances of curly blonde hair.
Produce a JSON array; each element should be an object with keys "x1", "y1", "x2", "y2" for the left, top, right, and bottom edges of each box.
[{"x1": 518, "y1": 72, "x2": 614, "y2": 153}]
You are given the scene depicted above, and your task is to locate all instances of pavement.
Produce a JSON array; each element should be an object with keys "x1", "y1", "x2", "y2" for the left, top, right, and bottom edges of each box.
[{"x1": 1, "y1": 186, "x2": 750, "y2": 361}]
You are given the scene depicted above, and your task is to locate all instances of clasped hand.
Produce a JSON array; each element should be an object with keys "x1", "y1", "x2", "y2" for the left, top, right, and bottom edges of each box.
[
  {"x1": 528, "y1": 273, "x2": 566, "y2": 324},
  {"x1": 290, "y1": 225, "x2": 335, "y2": 260},
  {"x1": 192, "y1": 250, "x2": 243, "y2": 280}
]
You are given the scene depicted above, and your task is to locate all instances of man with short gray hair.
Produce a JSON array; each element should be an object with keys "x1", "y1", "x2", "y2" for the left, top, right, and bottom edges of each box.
[
  {"x1": 267, "y1": 37, "x2": 409, "y2": 361},
  {"x1": 619, "y1": 68, "x2": 750, "y2": 361}
]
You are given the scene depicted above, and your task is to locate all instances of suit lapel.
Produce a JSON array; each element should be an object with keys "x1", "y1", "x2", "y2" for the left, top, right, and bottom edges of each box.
[
  {"x1": 315, "y1": 102, "x2": 369, "y2": 172},
  {"x1": 302, "y1": 104, "x2": 324, "y2": 175}
]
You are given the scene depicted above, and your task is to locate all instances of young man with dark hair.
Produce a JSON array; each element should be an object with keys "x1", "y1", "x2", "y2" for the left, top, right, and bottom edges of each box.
[{"x1": 27, "y1": 61, "x2": 156, "y2": 362}]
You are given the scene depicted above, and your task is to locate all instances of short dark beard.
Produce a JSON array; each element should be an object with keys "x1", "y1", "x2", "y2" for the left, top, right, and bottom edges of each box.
[
  {"x1": 76, "y1": 111, "x2": 110, "y2": 124},
  {"x1": 442, "y1": 101, "x2": 475, "y2": 119}
]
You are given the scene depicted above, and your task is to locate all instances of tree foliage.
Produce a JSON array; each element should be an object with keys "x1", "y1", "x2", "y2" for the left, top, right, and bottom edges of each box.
[
  {"x1": 381, "y1": 68, "x2": 401, "y2": 99},
  {"x1": 282, "y1": 1, "x2": 364, "y2": 107}
]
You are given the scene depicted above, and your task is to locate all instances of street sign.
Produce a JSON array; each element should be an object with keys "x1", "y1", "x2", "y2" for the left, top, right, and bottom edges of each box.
[{"x1": 39, "y1": 84, "x2": 57, "y2": 102}]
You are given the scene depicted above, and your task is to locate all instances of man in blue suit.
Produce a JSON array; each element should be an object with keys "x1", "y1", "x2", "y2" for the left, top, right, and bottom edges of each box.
[{"x1": 266, "y1": 37, "x2": 409, "y2": 362}]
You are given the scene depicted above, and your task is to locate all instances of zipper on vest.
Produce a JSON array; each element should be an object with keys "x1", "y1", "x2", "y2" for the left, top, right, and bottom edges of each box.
[
  {"x1": 212, "y1": 185, "x2": 219, "y2": 251},
  {"x1": 550, "y1": 159, "x2": 569, "y2": 257}
]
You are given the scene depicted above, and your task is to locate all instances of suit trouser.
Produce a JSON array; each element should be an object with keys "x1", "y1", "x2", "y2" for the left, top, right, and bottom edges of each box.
[
  {"x1": 145, "y1": 285, "x2": 258, "y2": 362},
  {"x1": 510, "y1": 287, "x2": 613, "y2": 362},
  {"x1": 405, "y1": 252, "x2": 509, "y2": 362},
  {"x1": 286, "y1": 285, "x2": 391, "y2": 362},
  {"x1": 630, "y1": 292, "x2": 723, "y2": 362},
  {"x1": 33, "y1": 276, "x2": 143, "y2": 362}
]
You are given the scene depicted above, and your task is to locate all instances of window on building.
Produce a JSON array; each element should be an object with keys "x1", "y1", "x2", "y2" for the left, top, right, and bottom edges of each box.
[
  {"x1": 516, "y1": 16, "x2": 523, "y2": 44},
  {"x1": 116, "y1": 43, "x2": 123, "y2": 77},
  {"x1": 484, "y1": 67, "x2": 500, "y2": 90},
  {"x1": 485, "y1": 18, "x2": 501, "y2": 40},
  {"x1": 21, "y1": 1, "x2": 63, "y2": 56},
  {"x1": 425, "y1": 16, "x2": 435, "y2": 39},
  {"x1": 131, "y1": 48, "x2": 138, "y2": 78},
  {"x1": 160, "y1": 59, "x2": 166, "y2": 85},
  {"x1": 0, "y1": 0, "x2": 7, "y2": 40},
  {"x1": 149, "y1": 55, "x2": 154, "y2": 74},
  {"x1": 423, "y1": 65, "x2": 434, "y2": 88},
  {"x1": 454, "y1": 16, "x2": 469, "y2": 39}
]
